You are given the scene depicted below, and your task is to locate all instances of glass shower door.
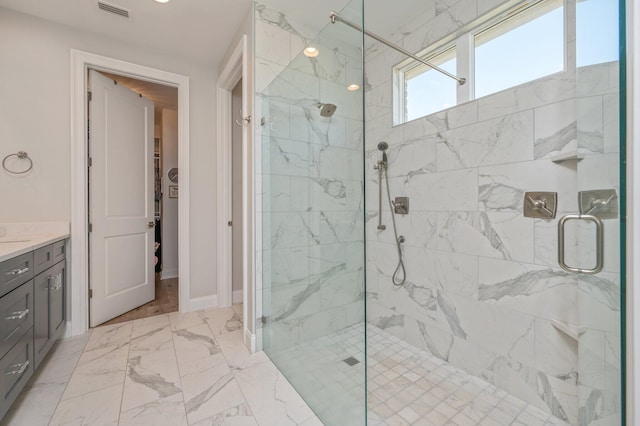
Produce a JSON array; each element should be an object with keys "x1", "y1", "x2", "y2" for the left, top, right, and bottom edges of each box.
[
  {"x1": 572, "y1": 0, "x2": 624, "y2": 424},
  {"x1": 256, "y1": 0, "x2": 366, "y2": 424}
]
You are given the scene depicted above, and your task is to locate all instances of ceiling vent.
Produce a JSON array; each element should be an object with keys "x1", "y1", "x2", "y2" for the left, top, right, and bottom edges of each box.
[{"x1": 97, "y1": 1, "x2": 131, "y2": 19}]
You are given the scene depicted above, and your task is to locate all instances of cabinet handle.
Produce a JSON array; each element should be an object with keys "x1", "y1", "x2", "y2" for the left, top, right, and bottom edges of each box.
[
  {"x1": 6, "y1": 267, "x2": 29, "y2": 276},
  {"x1": 5, "y1": 309, "x2": 29, "y2": 321},
  {"x1": 5, "y1": 360, "x2": 29, "y2": 376},
  {"x1": 48, "y1": 273, "x2": 63, "y2": 291}
]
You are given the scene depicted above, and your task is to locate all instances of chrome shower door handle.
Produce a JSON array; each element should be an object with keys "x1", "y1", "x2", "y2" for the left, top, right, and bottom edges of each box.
[{"x1": 557, "y1": 214, "x2": 604, "y2": 274}]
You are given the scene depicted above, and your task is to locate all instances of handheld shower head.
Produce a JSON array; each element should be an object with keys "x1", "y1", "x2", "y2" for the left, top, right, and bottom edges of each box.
[{"x1": 377, "y1": 141, "x2": 389, "y2": 163}]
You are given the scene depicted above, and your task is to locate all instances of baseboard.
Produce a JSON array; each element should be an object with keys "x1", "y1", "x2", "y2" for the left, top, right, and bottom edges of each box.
[
  {"x1": 62, "y1": 321, "x2": 74, "y2": 339},
  {"x1": 232, "y1": 289, "x2": 243, "y2": 304},
  {"x1": 189, "y1": 295, "x2": 218, "y2": 312},
  {"x1": 244, "y1": 327, "x2": 256, "y2": 353},
  {"x1": 161, "y1": 268, "x2": 178, "y2": 280}
]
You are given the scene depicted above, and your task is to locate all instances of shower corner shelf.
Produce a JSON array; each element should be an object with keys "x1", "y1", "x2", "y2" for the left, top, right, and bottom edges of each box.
[
  {"x1": 551, "y1": 319, "x2": 584, "y2": 342},
  {"x1": 550, "y1": 150, "x2": 584, "y2": 163}
]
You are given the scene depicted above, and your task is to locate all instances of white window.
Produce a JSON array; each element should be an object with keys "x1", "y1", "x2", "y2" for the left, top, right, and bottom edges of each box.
[{"x1": 395, "y1": 0, "x2": 564, "y2": 125}]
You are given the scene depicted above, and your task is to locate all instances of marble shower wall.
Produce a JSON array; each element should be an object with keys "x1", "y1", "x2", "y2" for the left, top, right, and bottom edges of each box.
[
  {"x1": 254, "y1": 1, "x2": 366, "y2": 352},
  {"x1": 364, "y1": 1, "x2": 620, "y2": 425}
]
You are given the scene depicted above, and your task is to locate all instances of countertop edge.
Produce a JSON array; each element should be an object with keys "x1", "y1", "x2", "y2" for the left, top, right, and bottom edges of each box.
[{"x1": 0, "y1": 233, "x2": 70, "y2": 263}]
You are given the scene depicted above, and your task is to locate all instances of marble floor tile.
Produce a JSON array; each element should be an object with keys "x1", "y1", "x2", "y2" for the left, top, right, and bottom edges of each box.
[
  {"x1": 173, "y1": 323, "x2": 227, "y2": 377},
  {"x1": 216, "y1": 329, "x2": 270, "y2": 372},
  {"x1": 121, "y1": 346, "x2": 182, "y2": 412},
  {"x1": 205, "y1": 306, "x2": 243, "y2": 336},
  {"x1": 62, "y1": 342, "x2": 129, "y2": 400},
  {"x1": 49, "y1": 384, "x2": 123, "y2": 426},
  {"x1": 190, "y1": 402, "x2": 258, "y2": 426},
  {"x1": 169, "y1": 310, "x2": 209, "y2": 331},
  {"x1": 84, "y1": 321, "x2": 132, "y2": 352},
  {"x1": 118, "y1": 394, "x2": 188, "y2": 426},
  {"x1": 235, "y1": 361, "x2": 317, "y2": 426},
  {"x1": 3, "y1": 379, "x2": 67, "y2": 426},
  {"x1": 181, "y1": 362, "x2": 246, "y2": 424}
]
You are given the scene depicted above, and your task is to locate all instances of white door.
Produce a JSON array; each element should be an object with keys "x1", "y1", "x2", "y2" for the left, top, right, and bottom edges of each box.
[{"x1": 88, "y1": 70, "x2": 155, "y2": 327}]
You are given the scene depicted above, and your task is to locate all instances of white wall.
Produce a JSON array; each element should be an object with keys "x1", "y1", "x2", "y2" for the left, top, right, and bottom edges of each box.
[
  {"x1": 162, "y1": 109, "x2": 179, "y2": 279},
  {"x1": 0, "y1": 8, "x2": 218, "y2": 302}
]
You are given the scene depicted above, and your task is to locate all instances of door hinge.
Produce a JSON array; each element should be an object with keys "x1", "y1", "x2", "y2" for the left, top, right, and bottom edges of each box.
[
  {"x1": 88, "y1": 223, "x2": 93, "y2": 233},
  {"x1": 89, "y1": 289, "x2": 93, "y2": 298},
  {"x1": 228, "y1": 221, "x2": 232, "y2": 227},
  {"x1": 88, "y1": 91, "x2": 92, "y2": 102},
  {"x1": 261, "y1": 316, "x2": 268, "y2": 325},
  {"x1": 88, "y1": 157, "x2": 93, "y2": 167}
]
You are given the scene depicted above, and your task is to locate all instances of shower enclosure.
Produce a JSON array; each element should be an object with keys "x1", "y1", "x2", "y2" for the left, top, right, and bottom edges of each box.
[{"x1": 257, "y1": 0, "x2": 625, "y2": 424}]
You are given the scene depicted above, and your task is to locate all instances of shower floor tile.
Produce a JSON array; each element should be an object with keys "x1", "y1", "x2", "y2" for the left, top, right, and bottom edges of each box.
[{"x1": 267, "y1": 323, "x2": 572, "y2": 426}]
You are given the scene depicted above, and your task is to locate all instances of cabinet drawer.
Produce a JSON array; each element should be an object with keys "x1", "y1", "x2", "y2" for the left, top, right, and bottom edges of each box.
[
  {"x1": 52, "y1": 240, "x2": 65, "y2": 265},
  {"x1": 33, "y1": 245, "x2": 54, "y2": 276},
  {"x1": 0, "y1": 253, "x2": 33, "y2": 298},
  {"x1": 0, "y1": 328, "x2": 33, "y2": 420},
  {"x1": 0, "y1": 282, "x2": 33, "y2": 360}
]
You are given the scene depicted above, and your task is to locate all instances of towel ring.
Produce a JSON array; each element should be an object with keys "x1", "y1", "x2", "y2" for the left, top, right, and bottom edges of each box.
[{"x1": 2, "y1": 151, "x2": 33, "y2": 175}]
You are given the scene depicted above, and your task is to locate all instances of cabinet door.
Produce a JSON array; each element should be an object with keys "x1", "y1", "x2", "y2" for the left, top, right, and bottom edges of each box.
[
  {"x1": 48, "y1": 262, "x2": 65, "y2": 341},
  {"x1": 33, "y1": 271, "x2": 49, "y2": 369}
]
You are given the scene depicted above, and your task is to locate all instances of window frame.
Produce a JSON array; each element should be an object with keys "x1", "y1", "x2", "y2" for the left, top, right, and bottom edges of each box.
[{"x1": 393, "y1": 0, "x2": 566, "y2": 126}]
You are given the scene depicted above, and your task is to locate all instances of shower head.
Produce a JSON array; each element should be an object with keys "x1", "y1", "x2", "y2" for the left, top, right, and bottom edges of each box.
[
  {"x1": 317, "y1": 102, "x2": 337, "y2": 117},
  {"x1": 377, "y1": 141, "x2": 389, "y2": 163}
]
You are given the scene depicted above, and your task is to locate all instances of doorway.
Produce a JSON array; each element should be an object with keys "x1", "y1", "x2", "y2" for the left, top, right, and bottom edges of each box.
[
  {"x1": 70, "y1": 49, "x2": 191, "y2": 337},
  {"x1": 231, "y1": 80, "x2": 244, "y2": 305},
  {"x1": 95, "y1": 71, "x2": 180, "y2": 326}
]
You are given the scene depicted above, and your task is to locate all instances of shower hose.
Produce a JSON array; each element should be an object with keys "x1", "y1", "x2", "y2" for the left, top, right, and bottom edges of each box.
[{"x1": 381, "y1": 164, "x2": 406, "y2": 287}]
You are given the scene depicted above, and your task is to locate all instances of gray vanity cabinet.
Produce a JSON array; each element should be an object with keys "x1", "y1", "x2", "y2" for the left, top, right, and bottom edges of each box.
[{"x1": 0, "y1": 238, "x2": 67, "y2": 419}]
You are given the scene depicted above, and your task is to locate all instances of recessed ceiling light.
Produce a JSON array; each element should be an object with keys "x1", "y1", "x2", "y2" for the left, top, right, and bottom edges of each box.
[
  {"x1": 154, "y1": 0, "x2": 170, "y2": 3},
  {"x1": 303, "y1": 47, "x2": 319, "y2": 58},
  {"x1": 347, "y1": 84, "x2": 360, "y2": 91}
]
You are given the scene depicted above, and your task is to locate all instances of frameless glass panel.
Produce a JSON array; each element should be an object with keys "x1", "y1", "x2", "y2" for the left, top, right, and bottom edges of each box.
[
  {"x1": 257, "y1": 0, "x2": 366, "y2": 424},
  {"x1": 576, "y1": 0, "x2": 619, "y2": 67},
  {"x1": 575, "y1": 0, "x2": 623, "y2": 424},
  {"x1": 475, "y1": 0, "x2": 564, "y2": 98},
  {"x1": 405, "y1": 48, "x2": 457, "y2": 121}
]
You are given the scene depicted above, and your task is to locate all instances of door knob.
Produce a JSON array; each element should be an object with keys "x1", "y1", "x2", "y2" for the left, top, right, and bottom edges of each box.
[{"x1": 148, "y1": 222, "x2": 155, "y2": 228}]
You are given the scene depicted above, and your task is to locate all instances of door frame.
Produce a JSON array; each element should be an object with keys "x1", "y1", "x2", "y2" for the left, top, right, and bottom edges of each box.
[
  {"x1": 216, "y1": 35, "x2": 256, "y2": 350},
  {"x1": 70, "y1": 49, "x2": 191, "y2": 335}
]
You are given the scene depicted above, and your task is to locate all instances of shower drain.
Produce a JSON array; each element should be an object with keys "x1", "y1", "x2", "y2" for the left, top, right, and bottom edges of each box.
[{"x1": 343, "y1": 357, "x2": 360, "y2": 366}]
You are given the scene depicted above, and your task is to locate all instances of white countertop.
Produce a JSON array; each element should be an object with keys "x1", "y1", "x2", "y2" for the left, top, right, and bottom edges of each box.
[
  {"x1": 0, "y1": 233, "x2": 70, "y2": 263},
  {"x1": 0, "y1": 222, "x2": 70, "y2": 263}
]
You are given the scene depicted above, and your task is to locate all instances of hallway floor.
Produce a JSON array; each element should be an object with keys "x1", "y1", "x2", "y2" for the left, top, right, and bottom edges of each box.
[
  {"x1": 102, "y1": 276, "x2": 179, "y2": 326},
  {"x1": 4, "y1": 305, "x2": 321, "y2": 426}
]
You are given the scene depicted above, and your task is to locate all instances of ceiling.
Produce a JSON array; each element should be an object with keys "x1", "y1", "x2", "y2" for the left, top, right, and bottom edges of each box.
[{"x1": 0, "y1": 0, "x2": 253, "y2": 69}]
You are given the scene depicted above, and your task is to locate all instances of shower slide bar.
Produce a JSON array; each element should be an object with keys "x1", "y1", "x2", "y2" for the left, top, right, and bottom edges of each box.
[{"x1": 330, "y1": 11, "x2": 466, "y2": 86}]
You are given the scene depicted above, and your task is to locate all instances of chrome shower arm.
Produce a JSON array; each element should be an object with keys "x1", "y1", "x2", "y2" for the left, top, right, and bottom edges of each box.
[{"x1": 329, "y1": 11, "x2": 466, "y2": 86}]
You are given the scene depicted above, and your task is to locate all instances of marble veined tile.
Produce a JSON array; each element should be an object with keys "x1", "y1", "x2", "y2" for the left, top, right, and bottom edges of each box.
[
  {"x1": 235, "y1": 361, "x2": 317, "y2": 426},
  {"x1": 49, "y1": 384, "x2": 122, "y2": 426},
  {"x1": 205, "y1": 307, "x2": 244, "y2": 336},
  {"x1": 181, "y1": 363, "x2": 246, "y2": 425},
  {"x1": 84, "y1": 321, "x2": 132, "y2": 352},
  {"x1": 169, "y1": 310, "x2": 209, "y2": 331},
  {"x1": 31, "y1": 333, "x2": 89, "y2": 384},
  {"x1": 119, "y1": 394, "x2": 188, "y2": 426},
  {"x1": 174, "y1": 323, "x2": 227, "y2": 377},
  {"x1": 121, "y1": 346, "x2": 182, "y2": 412},
  {"x1": 190, "y1": 402, "x2": 257, "y2": 426},
  {"x1": 61, "y1": 342, "x2": 129, "y2": 400},
  {"x1": 3, "y1": 380, "x2": 67, "y2": 426},
  {"x1": 437, "y1": 110, "x2": 534, "y2": 171},
  {"x1": 216, "y1": 330, "x2": 270, "y2": 372}
]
